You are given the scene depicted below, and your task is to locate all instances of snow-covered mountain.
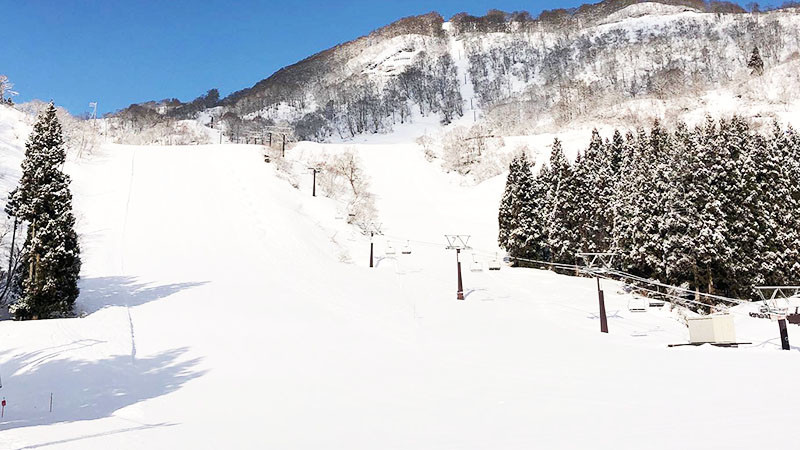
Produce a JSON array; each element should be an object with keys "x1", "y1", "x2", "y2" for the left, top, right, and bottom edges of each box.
[{"x1": 113, "y1": 0, "x2": 800, "y2": 143}]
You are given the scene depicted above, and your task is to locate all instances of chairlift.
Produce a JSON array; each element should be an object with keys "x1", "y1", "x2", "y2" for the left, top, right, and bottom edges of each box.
[
  {"x1": 488, "y1": 253, "x2": 501, "y2": 271},
  {"x1": 401, "y1": 240, "x2": 412, "y2": 255},
  {"x1": 385, "y1": 242, "x2": 396, "y2": 256},
  {"x1": 628, "y1": 295, "x2": 647, "y2": 313},
  {"x1": 470, "y1": 253, "x2": 483, "y2": 272}
]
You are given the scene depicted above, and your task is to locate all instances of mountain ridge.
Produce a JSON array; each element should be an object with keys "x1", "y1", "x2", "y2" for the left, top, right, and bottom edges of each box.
[{"x1": 108, "y1": 0, "x2": 800, "y2": 143}]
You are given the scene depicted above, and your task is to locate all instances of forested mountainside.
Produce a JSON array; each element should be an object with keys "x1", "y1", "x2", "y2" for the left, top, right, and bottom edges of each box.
[{"x1": 110, "y1": 0, "x2": 800, "y2": 142}]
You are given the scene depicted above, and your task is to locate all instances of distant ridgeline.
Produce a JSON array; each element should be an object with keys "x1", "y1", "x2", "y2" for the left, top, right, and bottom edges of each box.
[
  {"x1": 498, "y1": 117, "x2": 800, "y2": 302},
  {"x1": 110, "y1": 0, "x2": 800, "y2": 142}
]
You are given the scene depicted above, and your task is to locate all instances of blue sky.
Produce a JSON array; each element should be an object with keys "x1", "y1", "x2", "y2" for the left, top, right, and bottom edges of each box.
[{"x1": 2, "y1": 0, "x2": 775, "y2": 115}]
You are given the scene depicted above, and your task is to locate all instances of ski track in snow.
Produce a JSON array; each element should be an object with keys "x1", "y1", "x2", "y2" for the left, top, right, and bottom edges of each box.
[{"x1": 123, "y1": 149, "x2": 137, "y2": 363}]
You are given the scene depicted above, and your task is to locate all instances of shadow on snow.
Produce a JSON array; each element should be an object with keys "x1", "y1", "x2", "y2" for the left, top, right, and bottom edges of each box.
[
  {"x1": 0, "y1": 345, "x2": 205, "y2": 432},
  {"x1": 77, "y1": 276, "x2": 208, "y2": 313}
]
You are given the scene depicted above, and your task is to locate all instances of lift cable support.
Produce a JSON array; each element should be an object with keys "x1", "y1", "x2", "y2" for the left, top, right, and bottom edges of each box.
[
  {"x1": 445, "y1": 235, "x2": 471, "y2": 300},
  {"x1": 575, "y1": 252, "x2": 615, "y2": 274},
  {"x1": 445, "y1": 235, "x2": 471, "y2": 251},
  {"x1": 752, "y1": 286, "x2": 800, "y2": 320}
]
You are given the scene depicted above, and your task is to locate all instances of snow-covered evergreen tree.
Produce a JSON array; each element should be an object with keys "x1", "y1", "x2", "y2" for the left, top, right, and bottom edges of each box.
[
  {"x1": 9, "y1": 102, "x2": 81, "y2": 319},
  {"x1": 541, "y1": 139, "x2": 577, "y2": 263},
  {"x1": 498, "y1": 151, "x2": 542, "y2": 259},
  {"x1": 748, "y1": 46, "x2": 764, "y2": 76},
  {"x1": 613, "y1": 126, "x2": 667, "y2": 278}
]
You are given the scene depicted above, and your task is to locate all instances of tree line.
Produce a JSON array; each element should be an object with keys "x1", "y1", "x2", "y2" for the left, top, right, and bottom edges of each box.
[{"x1": 498, "y1": 117, "x2": 800, "y2": 300}]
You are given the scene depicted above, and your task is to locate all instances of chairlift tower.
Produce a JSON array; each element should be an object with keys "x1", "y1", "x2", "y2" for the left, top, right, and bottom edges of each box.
[
  {"x1": 308, "y1": 167, "x2": 322, "y2": 197},
  {"x1": 445, "y1": 235, "x2": 471, "y2": 300},
  {"x1": 366, "y1": 223, "x2": 382, "y2": 268},
  {"x1": 577, "y1": 252, "x2": 616, "y2": 333},
  {"x1": 754, "y1": 286, "x2": 800, "y2": 350},
  {"x1": 88, "y1": 102, "x2": 97, "y2": 120}
]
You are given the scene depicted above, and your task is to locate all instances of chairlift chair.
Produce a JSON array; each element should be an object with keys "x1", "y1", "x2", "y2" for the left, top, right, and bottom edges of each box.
[
  {"x1": 488, "y1": 253, "x2": 501, "y2": 271},
  {"x1": 470, "y1": 253, "x2": 483, "y2": 272},
  {"x1": 401, "y1": 241, "x2": 412, "y2": 255},
  {"x1": 628, "y1": 295, "x2": 647, "y2": 312},
  {"x1": 385, "y1": 242, "x2": 396, "y2": 256}
]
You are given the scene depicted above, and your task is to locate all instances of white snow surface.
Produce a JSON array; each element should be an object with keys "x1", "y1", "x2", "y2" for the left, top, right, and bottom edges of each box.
[{"x1": 0, "y1": 107, "x2": 799, "y2": 449}]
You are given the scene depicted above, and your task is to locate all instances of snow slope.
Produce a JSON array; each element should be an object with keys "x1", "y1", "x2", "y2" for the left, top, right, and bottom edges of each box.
[{"x1": 0, "y1": 134, "x2": 799, "y2": 449}]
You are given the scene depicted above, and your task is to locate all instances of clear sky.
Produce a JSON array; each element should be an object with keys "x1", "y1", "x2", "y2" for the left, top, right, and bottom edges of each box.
[{"x1": 2, "y1": 0, "x2": 775, "y2": 115}]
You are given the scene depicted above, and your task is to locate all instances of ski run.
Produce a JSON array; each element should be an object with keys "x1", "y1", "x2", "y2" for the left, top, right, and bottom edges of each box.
[{"x1": 0, "y1": 128, "x2": 799, "y2": 449}]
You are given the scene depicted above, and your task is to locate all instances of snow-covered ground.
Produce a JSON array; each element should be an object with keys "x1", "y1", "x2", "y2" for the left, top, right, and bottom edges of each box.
[{"x1": 0, "y1": 105, "x2": 800, "y2": 449}]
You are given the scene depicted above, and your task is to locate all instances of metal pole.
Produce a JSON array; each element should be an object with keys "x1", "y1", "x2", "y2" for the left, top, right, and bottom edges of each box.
[
  {"x1": 779, "y1": 318, "x2": 790, "y2": 350},
  {"x1": 369, "y1": 232, "x2": 374, "y2": 268},
  {"x1": 312, "y1": 169, "x2": 317, "y2": 197},
  {"x1": 597, "y1": 278, "x2": 608, "y2": 333},
  {"x1": 456, "y1": 248, "x2": 464, "y2": 300}
]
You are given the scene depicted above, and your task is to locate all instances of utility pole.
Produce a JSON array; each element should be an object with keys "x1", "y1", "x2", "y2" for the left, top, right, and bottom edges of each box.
[{"x1": 445, "y1": 235, "x2": 471, "y2": 300}]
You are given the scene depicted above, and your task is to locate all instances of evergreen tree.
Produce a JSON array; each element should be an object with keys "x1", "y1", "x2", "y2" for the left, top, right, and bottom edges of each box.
[
  {"x1": 498, "y1": 152, "x2": 541, "y2": 259},
  {"x1": 573, "y1": 129, "x2": 610, "y2": 252},
  {"x1": 611, "y1": 131, "x2": 638, "y2": 271},
  {"x1": 715, "y1": 117, "x2": 761, "y2": 297},
  {"x1": 541, "y1": 139, "x2": 576, "y2": 263},
  {"x1": 783, "y1": 126, "x2": 800, "y2": 283},
  {"x1": 661, "y1": 122, "x2": 696, "y2": 287},
  {"x1": 690, "y1": 118, "x2": 730, "y2": 295},
  {"x1": 769, "y1": 123, "x2": 800, "y2": 283},
  {"x1": 10, "y1": 102, "x2": 81, "y2": 319},
  {"x1": 595, "y1": 130, "x2": 624, "y2": 251},
  {"x1": 613, "y1": 125, "x2": 668, "y2": 278},
  {"x1": 748, "y1": 46, "x2": 764, "y2": 76}
]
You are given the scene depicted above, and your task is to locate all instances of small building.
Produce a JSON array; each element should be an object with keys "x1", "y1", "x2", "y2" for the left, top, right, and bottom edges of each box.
[{"x1": 687, "y1": 314, "x2": 736, "y2": 344}]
